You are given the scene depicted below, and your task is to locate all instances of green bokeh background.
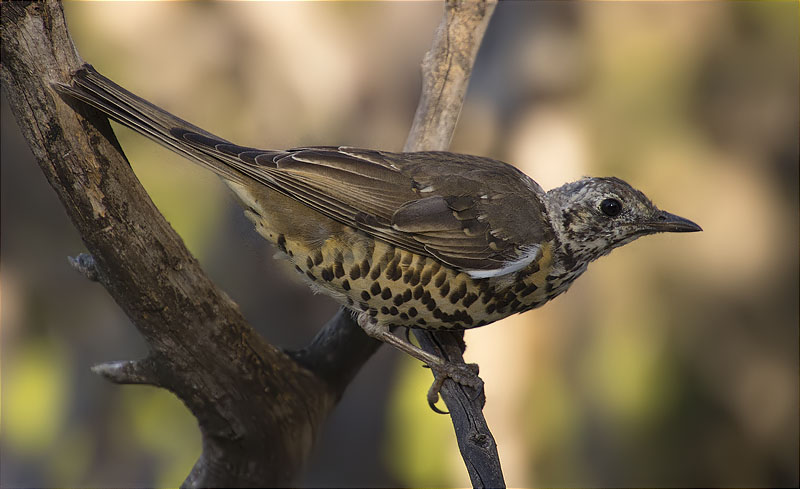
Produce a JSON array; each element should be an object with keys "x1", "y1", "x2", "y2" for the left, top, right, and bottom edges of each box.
[{"x1": 2, "y1": 1, "x2": 798, "y2": 487}]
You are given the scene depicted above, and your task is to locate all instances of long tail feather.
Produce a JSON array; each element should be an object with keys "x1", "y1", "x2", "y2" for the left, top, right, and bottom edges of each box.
[{"x1": 53, "y1": 64, "x2": 246, "y2": 183}]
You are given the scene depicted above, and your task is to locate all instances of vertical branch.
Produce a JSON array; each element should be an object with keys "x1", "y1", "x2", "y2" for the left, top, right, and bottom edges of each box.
[
  {"x1": 404, "y1": 1, "x2": 505, "y2": 487},
  {"x1": 404, "y1": 0, "x2": 496, "y2": 153}
]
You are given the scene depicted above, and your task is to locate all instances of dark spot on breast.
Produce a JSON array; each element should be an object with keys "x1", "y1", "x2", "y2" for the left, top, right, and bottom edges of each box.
[
  {"x1": 306, "y1": 271, "x2": 317, "y2": 281},
  {"x1": 409, "y1": 270, "x2": 421, "y2": 286},
  {"x1": 361, "y1": 291, "x2": 371, "y2": 301},
  {"x1": 402, "y1": 269, "x2": 413, "y2": 284},
  {"x1": 400, "y1": 312, "x2": 409, "y2": 320},
  {"x1": 294, "y1": 265, "x2": 303, "y2": 273},
  {"x1": 402, "y1": 289, "x2": 412, "y2": 302},
  {"x1": 408, "y1": 307, "x2": 418, "y2": 317},
  {"x1": 434, "y1": 271, "x2": 447, "y2": 288},
  {"x1": 462, "y1": 293, "x2": 478, "y2": 308},
  {"x1": 349, "y1": 265, "x2": 361, "y2": 280},
  {"x1": 509, "y1": 298, "x2": 522, "y2": 311},
  {"x1": 313, "y1": 251, "x2": 324, "y2": 266},
  {"x1": 370, "y1": 265, "x2": 381, "y2": 280},
  {"x1": 342, "y1": 280, "x2": 351, "y2": 291},
  {"x1": 494, "y1": 296, "x2": 509, "y2": 311},
  {"x1": 321, "y1": 268, "x2": 334, "y2": 282},
  {"x1": 276, "y1": 234, "x2": 287, "y2": 252},
  {"x1": 390, "y1": 266, "x2": 402, "y2": 281},
  {"x1": 420, "y1": 269, "x2": 432, "y2": 286},
  {"x1": 370, "y1": 282, "x2": 381, "y2": 296},
  {"x1": 360, "y1": 259, "x2": 370, "y2": 276},
  {"x1": 381, "y1": 306, "x2": 390, "y2": 314},
  {"x1": 417, "y1": 318, "x2": 427, "y2": 326},
  {"x1": 306, "y1": 256, "x2": 314, "y2": 269},
  {"x1": 393, "y1": 294, "x2": 404, "y2": 306},
  {"x1": 334, "y1": 262, "x2": 345, "y2": 279},
  {"x1": 389, "y1": 306, "x2": 399, "y2": 315},
  {"x1": 449, "y1": 282, "x2": 467, "y2": 304},
  {"x1": 359, "y1": 301, "x2": 369, "y2": 311},
  {"x1": 368, "y1": 308, "x2": 378, "y2": 317},
  {"x1": 381, "y1": 287, "x2": 392, "y2": 300},
  {"x1": 486, "y1": 303, "x2": 496, "y2": 314},
  {"x1": 384, "y1": 261, "x2": 397, "y2": 281},
  {"x1": 439, "y1": 282, "x2": 450, "y2": 297},
  {"x1": 520, "y1": 284, "x2": 538, "y2": 297}
]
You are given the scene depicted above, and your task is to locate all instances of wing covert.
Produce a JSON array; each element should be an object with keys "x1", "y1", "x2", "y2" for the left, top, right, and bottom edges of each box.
[{"x1": 174, "y1": 132, "x2": 552, "y2": 277}]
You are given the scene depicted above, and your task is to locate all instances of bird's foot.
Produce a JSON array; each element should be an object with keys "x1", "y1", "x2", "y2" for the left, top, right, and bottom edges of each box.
[
  {"x1": 426, "y1": 361, "x2": 483, "y2": 414},
  {"x1": 356, "y1": 314, "x2": 484, "y2": 413}
]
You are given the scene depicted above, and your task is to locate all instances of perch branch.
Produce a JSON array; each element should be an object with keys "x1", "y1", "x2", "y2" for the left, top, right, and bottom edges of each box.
[{"x1": 404, "y1": 1, "x2": 505, "y2": 487}]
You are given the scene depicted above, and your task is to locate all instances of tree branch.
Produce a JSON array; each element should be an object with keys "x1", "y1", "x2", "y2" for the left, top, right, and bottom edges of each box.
[{"x1": 404, "y1": 1, "x2": 505, "y2": 487}]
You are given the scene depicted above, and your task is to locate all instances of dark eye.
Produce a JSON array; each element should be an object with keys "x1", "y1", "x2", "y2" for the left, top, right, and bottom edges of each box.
[{"x1": 600, "y1": 198, "x2": 622, "y2": 217}]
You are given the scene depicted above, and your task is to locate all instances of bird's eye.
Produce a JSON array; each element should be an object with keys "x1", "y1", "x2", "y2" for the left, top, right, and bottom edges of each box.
[{"x1": 600, "y1": 198, "x2": 622, "y2": 217}]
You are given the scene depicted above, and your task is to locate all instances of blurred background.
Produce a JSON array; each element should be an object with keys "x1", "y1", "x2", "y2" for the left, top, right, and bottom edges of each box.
[{"x1": 2, "y1": 1, "x2": 797, "y2": 487}]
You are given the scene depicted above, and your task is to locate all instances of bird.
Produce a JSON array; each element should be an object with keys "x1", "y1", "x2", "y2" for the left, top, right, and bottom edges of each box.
[{"x1": 55, "y1": 64, "x2": 701, "y2": 404}]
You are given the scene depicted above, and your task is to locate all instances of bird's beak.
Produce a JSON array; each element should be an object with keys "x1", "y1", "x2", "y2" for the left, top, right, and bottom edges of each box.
[{"x1": 646, "y1": 210, "x2": 703, "y2": 233}]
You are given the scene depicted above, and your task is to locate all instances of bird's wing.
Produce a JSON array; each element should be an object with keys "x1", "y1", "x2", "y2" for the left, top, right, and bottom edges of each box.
[
  {"x1": 56, "y1": 65, "x2": 551, "y2": 276},
  {"x1": 175, "y1": 133, "x2": 552, "y2": 277}
]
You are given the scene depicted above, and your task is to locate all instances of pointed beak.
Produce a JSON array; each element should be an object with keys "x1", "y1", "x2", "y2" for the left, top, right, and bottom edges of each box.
[{"x1": 646, "y1": 210, "x2": 703, "y2": 233}]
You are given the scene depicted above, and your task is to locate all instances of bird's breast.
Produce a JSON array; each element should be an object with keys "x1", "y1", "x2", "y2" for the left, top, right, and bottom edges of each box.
[{"x1": 258, "y1": 216, "x2": 568, "y2": 330}]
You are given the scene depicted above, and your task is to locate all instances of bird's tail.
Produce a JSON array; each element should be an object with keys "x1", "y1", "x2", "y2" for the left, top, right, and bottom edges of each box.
[{"x1": 53, "y1": 64, "x2": 246, "y2": 183}]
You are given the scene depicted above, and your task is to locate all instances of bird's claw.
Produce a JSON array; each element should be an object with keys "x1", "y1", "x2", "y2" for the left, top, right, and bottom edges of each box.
[{"x1": 425, "y1": 361, "x2": 483, "y2": 414}]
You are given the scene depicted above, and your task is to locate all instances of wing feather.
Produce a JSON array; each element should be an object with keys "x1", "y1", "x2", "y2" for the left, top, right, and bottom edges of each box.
[{"x1": 175, "y1": 132, "x2": 551, "y2": 276}]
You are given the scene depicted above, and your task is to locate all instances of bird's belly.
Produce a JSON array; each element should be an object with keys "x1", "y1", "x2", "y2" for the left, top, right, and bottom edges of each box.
[{"x1": 259, "y1": 218, "x2": 561, "y2": 330}]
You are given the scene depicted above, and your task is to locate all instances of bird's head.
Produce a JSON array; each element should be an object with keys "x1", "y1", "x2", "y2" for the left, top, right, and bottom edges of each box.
[{"x1": 546, "y1": 177, "x2": 701, "y2": 264}]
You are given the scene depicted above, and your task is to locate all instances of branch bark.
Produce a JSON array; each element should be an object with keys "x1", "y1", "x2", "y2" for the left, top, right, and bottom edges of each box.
[
  {"x1": 403, "y1": 1, "x2": 504, "y2": 487},
  {"x1": 2, "y1": 0, "x2": 503, "y2": 486}
]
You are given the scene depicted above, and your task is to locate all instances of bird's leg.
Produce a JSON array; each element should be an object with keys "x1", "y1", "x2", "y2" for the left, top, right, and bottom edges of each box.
[{"x1": 357, "y1": 314, "x2": 482, "y2": 411}]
